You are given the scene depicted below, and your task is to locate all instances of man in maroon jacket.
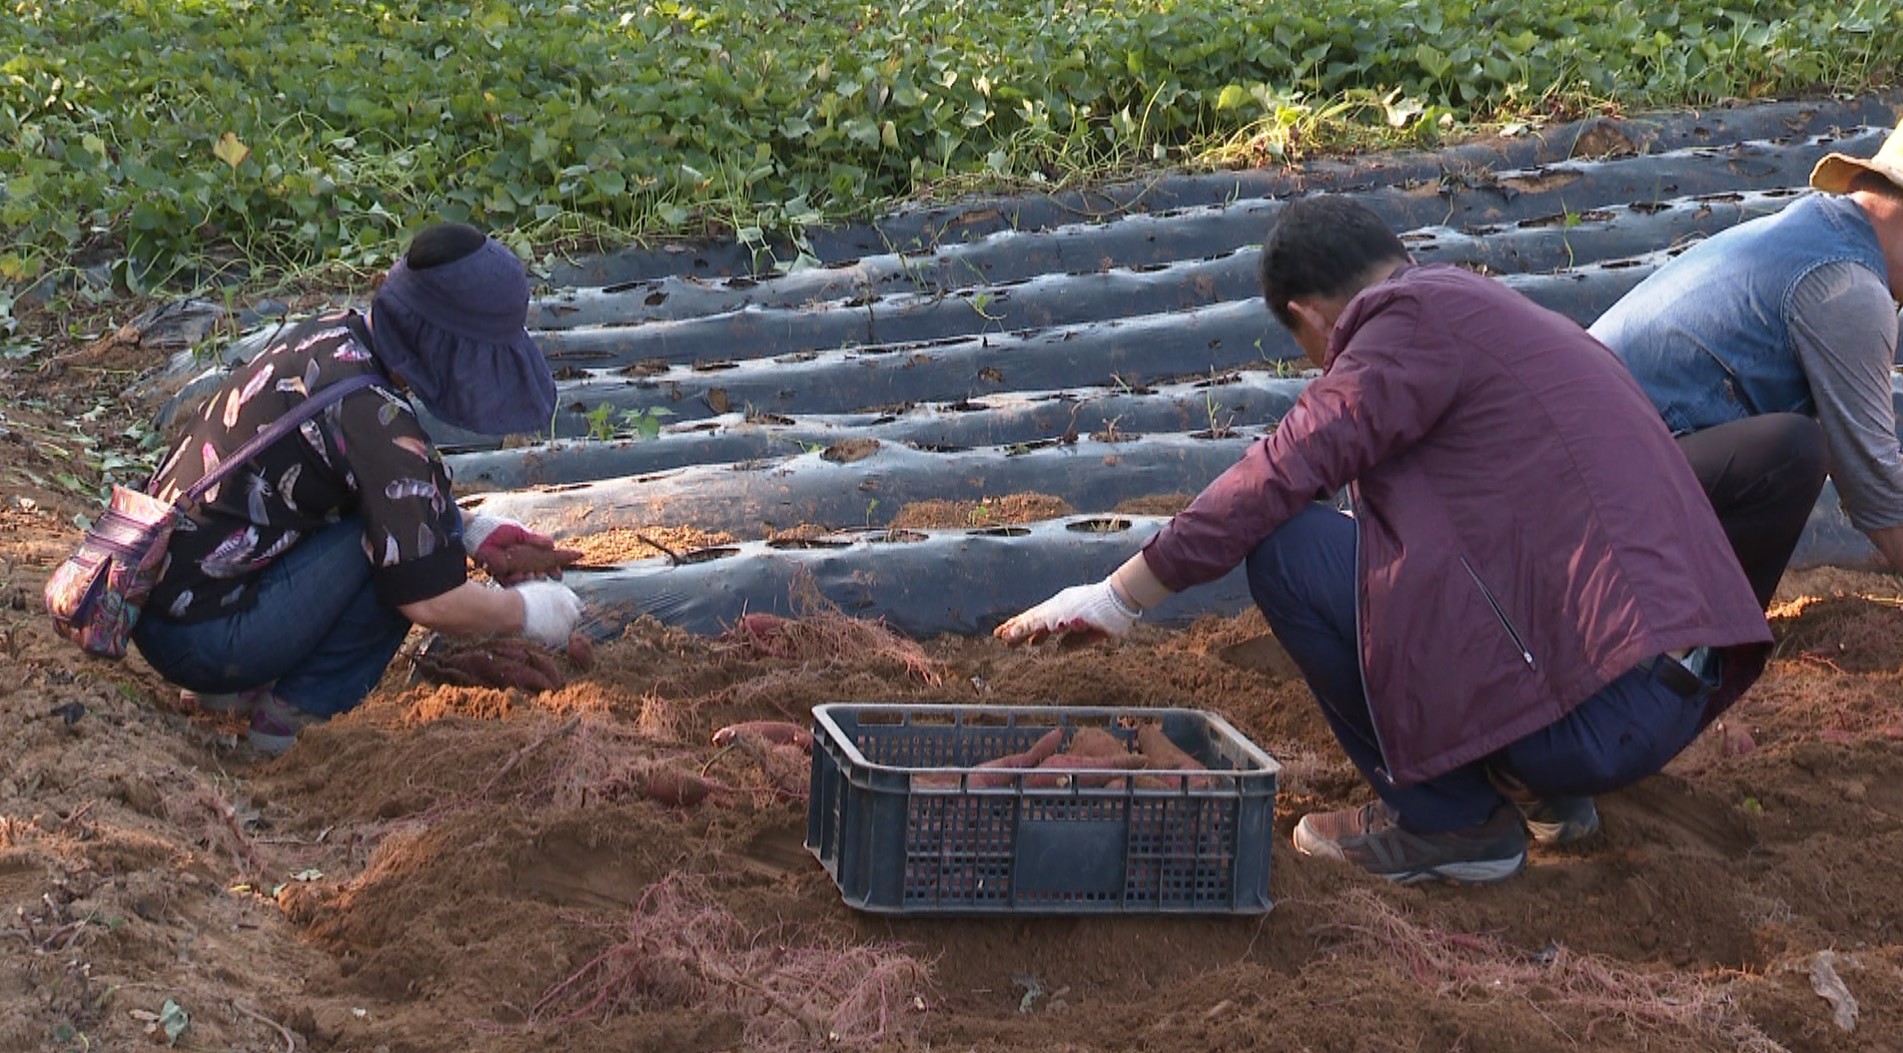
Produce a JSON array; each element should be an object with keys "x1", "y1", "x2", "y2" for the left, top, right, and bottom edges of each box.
[{"x1": 997, "y1": 196, "x2": 1778, "y2": 885}]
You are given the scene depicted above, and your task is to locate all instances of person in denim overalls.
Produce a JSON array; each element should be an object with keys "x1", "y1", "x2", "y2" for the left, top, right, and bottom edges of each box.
[{"x1": 1592, "y1": 121, "x2": 1903, "y2": 596}]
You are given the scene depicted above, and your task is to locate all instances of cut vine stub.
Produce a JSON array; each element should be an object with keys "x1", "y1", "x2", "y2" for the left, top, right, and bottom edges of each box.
[{"x1": 677, "y1": 546, "x2": 741, "y2": 564}]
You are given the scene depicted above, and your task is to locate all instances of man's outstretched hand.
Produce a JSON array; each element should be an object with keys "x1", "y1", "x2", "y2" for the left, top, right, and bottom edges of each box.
[{"x1": 994, "y1": 580, "x2": 1141, "y2": 646}]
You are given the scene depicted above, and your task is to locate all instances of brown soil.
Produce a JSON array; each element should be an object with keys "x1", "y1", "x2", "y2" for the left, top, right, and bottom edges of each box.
[
  {"x1": 6, "y1": 331, "x2": 1903, "y2": 1053},
  {"x1": 1112, "y1": 492, "x2": 1196, "y2": 517},
  {"x1": 891, "y1": 492, "x2": 1076, "y2": 530},
  {"x1": 821, "y1": 437, "x2": 881, "y2": 464},
  {"x1": 563, "y1": 526, "x2": 737, "y2": 565}
]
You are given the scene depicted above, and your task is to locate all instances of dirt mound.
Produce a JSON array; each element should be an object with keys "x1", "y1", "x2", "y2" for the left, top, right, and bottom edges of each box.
[
  {"x1": 563, "y1": 525, "x2": 738, "y2": 564},
  {"x1": 891, "y1": 492, "x2": 1076, "y2": 529}
]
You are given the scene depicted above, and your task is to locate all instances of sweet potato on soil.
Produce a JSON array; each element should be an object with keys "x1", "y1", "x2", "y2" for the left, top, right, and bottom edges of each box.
[
  {"x1": 759, "y1": 742, "x2": 812, "y2": 799},
  {"x1": 412, "y1": 635, "x2": 574, "y2": 693},
  {"x1": 486, "y1": 637, "x2": 566, "y2": 685},
  {"x1": 1134, "y1": 721, "x2": 1216, "y2": 789},
  {"x1": 633, "y1": 767, "x2": 731, "y2": 807},
  {"x1": 566, "y1": 631, "x2": 595, "y2": 671},
  {"x1": 711, "y1": 720, "x2": 814, "y2": 751},
  {"x1": 719, "y1": 609, "x2": 945, "y2": 684},
  {"x1": 728, "y1": 612, "x2": 793, "y2": 658},
  {"x1": 417, "y1": 648, "x2": 564, "y2": 692}
]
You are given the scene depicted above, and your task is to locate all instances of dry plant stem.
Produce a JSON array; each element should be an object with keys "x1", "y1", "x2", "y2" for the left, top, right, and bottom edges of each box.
[
  {"x1": 697, "y1": 954, "x2": 830, "y2": 1041},
  {"x1": 232, "y1": 1000, "x2": 298, "y2": 1053},
  {"x1": 1308, "y1": 889, "x2": 1785, "y2": 1051},
  {"x1": 531, "y1": 877, "x2": 924, "y2": 1048},
  {"x1": 478, "y1": 715, "x2": 582, "y2": 799},
  {"x1": 635, "y1": 532, "x2": 686, "y2": 565},
  {"x1": 722, "y1": 733, "x2": 808, "y2": 800},
  {"x1": 699, "y1": 742, "x2": 741, "y2": 778},
  {"x1": 166, "y1": 780, "x2": 268, "y2": 879}
]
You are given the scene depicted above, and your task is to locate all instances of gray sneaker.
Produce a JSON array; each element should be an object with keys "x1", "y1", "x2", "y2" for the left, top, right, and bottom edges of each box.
[
  {"x1": 1293, "y1": 802, "x2": 1528, "y2": 885},
  {"x1": 1516, "y1": 795, "x2": 1601, "y2": 845},
  {"x1": 1487, "y1": 766, "x2": 1601, "y2": 846}
]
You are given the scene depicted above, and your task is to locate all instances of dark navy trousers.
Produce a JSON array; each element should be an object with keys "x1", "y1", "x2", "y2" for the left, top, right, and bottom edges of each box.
[
  {"x1": 132, "y1": 515, "x2": 412, "y2": 717},
  {"x1": 1246, "y1": 504, "x2": 1716, "y2": 834}
]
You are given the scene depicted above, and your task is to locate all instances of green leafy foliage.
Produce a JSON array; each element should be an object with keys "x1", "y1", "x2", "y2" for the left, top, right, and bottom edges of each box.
[
  {"x1": 0, "y1": 0, "x2": 1897, "y2": 287},
  {"x1": 583, "y1": 402, "x2": 672, "y2": 441}
]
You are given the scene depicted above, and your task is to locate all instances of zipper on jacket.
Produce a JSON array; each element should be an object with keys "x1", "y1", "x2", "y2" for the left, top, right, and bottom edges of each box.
[
  {"x1": 1349, "y1": 489, "x2": 1397, "y2": 786},
  {"x1": 1459, "y1": 556, "x2": 1537, "y2": 670}
]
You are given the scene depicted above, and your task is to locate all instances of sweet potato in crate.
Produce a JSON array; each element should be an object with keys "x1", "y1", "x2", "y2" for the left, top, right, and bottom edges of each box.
[{"x1": 805, "y1": 704, "x2": 1279, "y2": 915}]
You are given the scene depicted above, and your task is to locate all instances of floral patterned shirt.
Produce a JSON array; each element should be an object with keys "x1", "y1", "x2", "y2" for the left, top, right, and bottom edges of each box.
[{"x1": 146, "y1": 311, "x2": 467, "y2": 623}]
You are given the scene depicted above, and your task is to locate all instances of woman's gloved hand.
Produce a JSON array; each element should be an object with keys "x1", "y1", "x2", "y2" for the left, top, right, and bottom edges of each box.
[
  {"x1": 994, "y1": 579, "x2": 1141, "y2": 646},
  {"x1": 512, "y1": 579, "x2": 584, "y2": 648},
  {"x1": 465, "y1": 511, "x2": 581, "y2": 583}
]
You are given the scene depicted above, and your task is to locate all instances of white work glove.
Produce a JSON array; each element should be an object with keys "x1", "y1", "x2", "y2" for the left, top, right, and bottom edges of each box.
[
  {"x1": 461, "y1": 510, "x2": 510, "y2": 554},
  {"x1": 994, "y1": 579, "x2": 1141, "y2": 646},
  {"x1": 514, "y1": 579, "x2": 584, "y2": 647}
]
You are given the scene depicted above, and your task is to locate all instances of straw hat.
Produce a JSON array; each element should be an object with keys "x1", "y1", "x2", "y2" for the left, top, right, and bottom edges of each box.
[{"x1": 1810, "y1": 117, "x2": 1903, "y2": 194}]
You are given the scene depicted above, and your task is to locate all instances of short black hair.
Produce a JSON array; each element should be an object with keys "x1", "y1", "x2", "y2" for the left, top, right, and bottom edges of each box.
[
  {"x1": 1259, "y1": 196, "x2": 1408, "y2": 329},
  {"x1": 406, "y1": 223, "x2": 489, "y2": 269},
  {"x1": 1848, "y1": 169, "x2": 1903, "y2": 204}
]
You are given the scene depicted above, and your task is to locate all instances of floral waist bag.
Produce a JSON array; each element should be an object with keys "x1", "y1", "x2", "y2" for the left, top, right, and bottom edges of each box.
[{"x1": 44, "y1": 374, "x2": 380, "y2": 658}]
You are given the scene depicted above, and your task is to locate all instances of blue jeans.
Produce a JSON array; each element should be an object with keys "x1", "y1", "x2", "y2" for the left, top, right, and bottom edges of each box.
[
  {"x1": 1246, "y1": 505, "x2": 1715, "y2": 834},
  {"x1": 132, "y1": 517, "x2": 412, "y2": 717}
]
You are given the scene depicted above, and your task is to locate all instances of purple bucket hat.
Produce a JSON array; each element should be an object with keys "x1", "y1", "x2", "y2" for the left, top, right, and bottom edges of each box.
[{"x1": 368, "y1": 235, "x2": 556, "y2": 435}]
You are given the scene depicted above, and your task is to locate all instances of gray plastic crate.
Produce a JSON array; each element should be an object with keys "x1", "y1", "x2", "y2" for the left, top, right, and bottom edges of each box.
[{"x1": 805, "y1": 704, "x2": 1278, "y2": 915}]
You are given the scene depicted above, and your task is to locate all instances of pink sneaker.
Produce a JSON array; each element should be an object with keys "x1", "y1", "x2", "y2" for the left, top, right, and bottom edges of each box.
[
  {"x1": 181, "y1": 686, "x2": 272, "y2": 715},
  {"x1": 246, "y1": 695, "x2": 326, "y2": 755}
]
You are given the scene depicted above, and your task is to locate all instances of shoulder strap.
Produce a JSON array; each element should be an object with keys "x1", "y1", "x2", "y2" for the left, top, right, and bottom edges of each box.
[{"x1": 180, "y1": 372, "x2": 386, "y2": 505}]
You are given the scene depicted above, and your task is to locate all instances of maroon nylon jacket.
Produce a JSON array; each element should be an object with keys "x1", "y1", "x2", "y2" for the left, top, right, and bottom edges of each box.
[{"x1": 1141, "y1": 264, "x2": 1771, "y2": 785}]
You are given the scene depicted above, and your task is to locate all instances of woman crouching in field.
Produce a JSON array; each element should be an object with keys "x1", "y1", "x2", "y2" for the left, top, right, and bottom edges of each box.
[{"x1": 133, "y1": 224, "x2": 582, "y2": 753}]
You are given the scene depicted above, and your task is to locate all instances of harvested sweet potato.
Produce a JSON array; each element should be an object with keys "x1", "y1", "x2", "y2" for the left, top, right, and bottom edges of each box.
[
  {"x1": 416, "y1": 648, "x2": 564, "y2": 692},
  {"x1": 1134, "y1": 721, "x2": 1216, "y2": 789},
  {"x1": 759, "y1": 742, "x2": 812, "y2": 799},
  {"x1": 727, "y1": 612, "x2": 794, "y2": 658},
  {"x1": 480, "y1": 544, "x2": 584, "y2": 580},
  {"x1": 486, "y1": 637, "x2": 565, "y2": 685},
  {"x1": 1066, "y1": 726, "x2": 1129, "y2": 758},
  {"x1": 412, "y1": 634, "x2": 573, "y2": 693},
  {"x1": 711, "y1": 720, "x2": 813, "y2": 751},
  {"x1": 968, "y1": 727, "x2": 1065, "y2": 788},
  {"x1": 634, "y1": 767, "x2": 730, "y2": 807},
  {"x1": 1024, "y1": 752, "x2": 1147, "y2": 789},
  {"x1": 417, "y1": 660, "x2": 483, "y2": 688},
  {"x1": 566, "y1": 630, "x2": 595, "y2": 671}
]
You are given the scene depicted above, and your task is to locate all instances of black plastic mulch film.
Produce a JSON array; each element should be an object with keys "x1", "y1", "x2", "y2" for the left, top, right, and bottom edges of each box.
[{"x1": 156, "y1": 95, "x2": 1901, "y2": 636}]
